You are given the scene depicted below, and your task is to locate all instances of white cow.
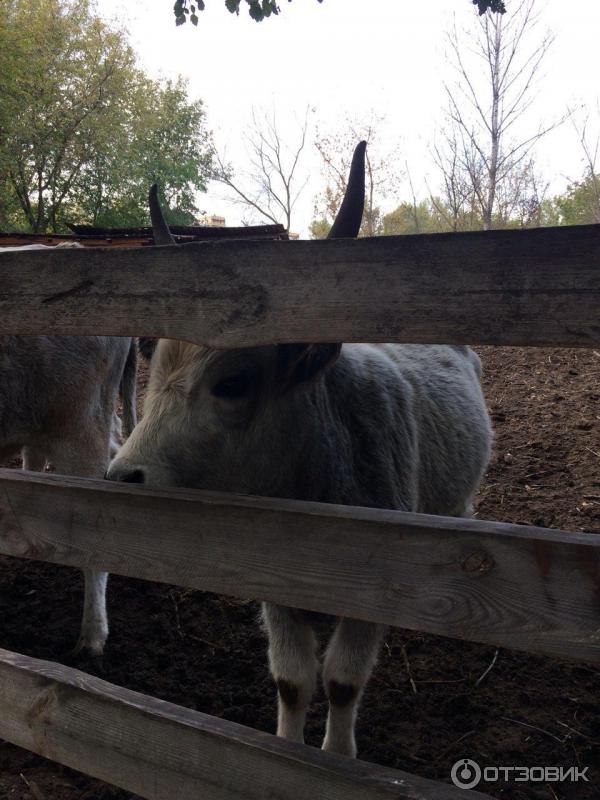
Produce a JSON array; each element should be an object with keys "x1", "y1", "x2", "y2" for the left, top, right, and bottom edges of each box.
[{"x1": 108, "y1": 144, "x2": 493, "y2": 755}]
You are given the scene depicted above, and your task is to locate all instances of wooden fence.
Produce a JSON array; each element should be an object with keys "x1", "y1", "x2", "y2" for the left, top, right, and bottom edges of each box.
[{"x1": 0, "y1": 225, "x2": 599, "y2": 799}]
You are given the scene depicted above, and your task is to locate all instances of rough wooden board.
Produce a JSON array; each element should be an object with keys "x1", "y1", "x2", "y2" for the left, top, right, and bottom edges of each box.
[
  {"x1": 0, "y1": 470, "x2": 599, "y2": 662},
  {"x1": 0, "y1": 225, "x2": 599, "y2": 346},
  {"x1": 0, "y1": 647, "x2": 491, "y2": 800}
]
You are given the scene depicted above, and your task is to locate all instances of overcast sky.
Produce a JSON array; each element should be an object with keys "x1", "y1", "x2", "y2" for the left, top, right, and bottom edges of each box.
[{"x1": 98, "y1": 0, "x2": 600, "y2": 236}]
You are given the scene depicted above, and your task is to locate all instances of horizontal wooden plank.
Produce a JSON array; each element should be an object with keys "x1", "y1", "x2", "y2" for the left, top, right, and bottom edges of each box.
[
  {"x1": 0, "y1": 470, "x2": 599, "y2": 662},
  {"x1": 0, "y1": 647, "x2": 484, "y2": 800},
  {"x1": 68, "y1": 222, "x2": 287, "y2": 237},
  {"x1": 0, "y1": 225, "x2": 599, "y2": 346}
]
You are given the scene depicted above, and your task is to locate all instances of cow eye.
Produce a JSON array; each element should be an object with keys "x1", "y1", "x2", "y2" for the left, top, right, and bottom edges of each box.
[{"x1": 211, "y1": 372, "x2": 256, "y2": 399}]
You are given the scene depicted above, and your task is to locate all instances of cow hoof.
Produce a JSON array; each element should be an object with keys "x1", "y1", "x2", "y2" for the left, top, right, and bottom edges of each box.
[
  {"x1": 68, "y1": 643, "x2": 105, "y2": 673},
  {"x1": 71, "y1": 635, "x2": 106, "y2": 660},
  {"x1": 321, "y1": 737, "x2": 357, "y2": 758}
]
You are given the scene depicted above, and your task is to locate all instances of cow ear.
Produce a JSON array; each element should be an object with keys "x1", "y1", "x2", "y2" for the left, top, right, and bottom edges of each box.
[{"x1": 276, "y1": 343, "x2": 341, "y2": 391}]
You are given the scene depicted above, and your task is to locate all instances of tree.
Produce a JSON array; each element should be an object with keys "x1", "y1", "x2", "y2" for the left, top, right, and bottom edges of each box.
[
  {"x1": 492, "y1": 157, "x2": 550, "y2": 228},
  {"x1": 73, "y1": 78, "x2": 213, "y2": 228},
  {"x1": 311, "y1": 114, "x2": 402, "y2": 238},
  {"x1": 383, "y1": 200, "x2": 448, "y2": 236},
  {"x1": 557, "y1": 106, "x2": 600, "y2": 225},
  {"x1": 0, "y1": 1, "x2": 27, "y2": 229},
  {"x1": 535, "y1": 105, "x2": 600, "y2": 227},
  {"x1": 0, "y1": 0, "x2": 212, "y2": 232},
  {"x1": 173, "y1": 0, "x2": 319, "y2": 25},
  {"x1": 435, "y1": 0, "x2": 555, "y2": 230},
  {"x1": 211, "y1": 108, "x2": 309, "y2": 232},
  {"x1": 0, "y1": 0, "x2": 135, "y2": 232},
  {"x1": 428, "y1": 129, "x2": 485, "y2": 232},
  {"x1": 170, "y1": 0, "x2": 504, "y2": 26},
  {"x1": 551, "y1": 174, "x2": 600, "y2": 226}
]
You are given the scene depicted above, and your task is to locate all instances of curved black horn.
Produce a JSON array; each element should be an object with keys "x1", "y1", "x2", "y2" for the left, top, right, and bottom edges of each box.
[
  {"x1": 149, "y1": 183, "x2": 176, "y2": 245},
  {"x1": 327, "y1": 140, "x2": 366, "y2": 239}
]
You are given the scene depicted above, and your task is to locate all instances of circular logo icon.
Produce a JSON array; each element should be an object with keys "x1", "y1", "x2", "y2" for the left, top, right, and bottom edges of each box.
[{"x1": 451, "y1": 758, "x2": 482, "y2": 789}]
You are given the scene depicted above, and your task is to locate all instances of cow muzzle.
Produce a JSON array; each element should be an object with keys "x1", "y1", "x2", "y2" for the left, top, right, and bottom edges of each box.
[{"x1": 105, "y1": 462, "x2": 146, "y2": 484}]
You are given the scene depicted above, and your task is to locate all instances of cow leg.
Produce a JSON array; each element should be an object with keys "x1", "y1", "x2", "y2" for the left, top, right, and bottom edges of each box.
[
  {"x1": 50, "y1": 433, "x2": 111, "y2": 656},
  {"x1": 74, "y1": 569, "x2": 109, "y2": 656},
  {"x1": 322, "y1": 619, "x2": 386, "y2": 757},
  {"x1": 262, "y1": 603, "x2": 318, "y2": 743},
  {"x1": 109, "y1": 412, "x2": 123, "y2": 459},
  {"x1": 21, "y1": 447, "x2": 47, "y2": 472},
  {"x1": 19, "y1": 450, "x2": 112, "y2": 661}
]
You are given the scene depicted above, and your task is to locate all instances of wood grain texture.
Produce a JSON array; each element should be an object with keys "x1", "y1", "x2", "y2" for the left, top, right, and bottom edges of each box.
[
  {"x1": 1, "y1": 470, "x2": 599, "y2": 662},
  {"x1": 0, "y1": 647, "x2": 487, "y2": 800},
  {"x1": 0, "y1": 224, "x2": 599, "y2": 346}
]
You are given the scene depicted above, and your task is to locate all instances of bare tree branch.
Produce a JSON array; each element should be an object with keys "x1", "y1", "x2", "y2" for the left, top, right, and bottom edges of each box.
[
  {"x1": 436, "y1": 0, "x2": 556, "y2": 230},
  {"x1": 211, "y1": 106, "x2": 310, "y2": 232},
  {"x1": 312, "y1": 113, "x2": 402, "y2": 238},
  {"x1": 567, "y1": 104, "x2": 600, "y2": 222}
]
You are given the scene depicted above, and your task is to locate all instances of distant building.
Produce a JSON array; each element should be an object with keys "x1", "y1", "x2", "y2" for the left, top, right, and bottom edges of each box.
[
  {"x1": 288, "y1": 231, "x2": 300, "y2": 240},
  {"x1": 198, "y1": 214, "x2": 226, "y2": 227}
]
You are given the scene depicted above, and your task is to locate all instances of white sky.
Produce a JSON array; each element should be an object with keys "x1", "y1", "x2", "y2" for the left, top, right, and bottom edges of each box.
[{"x1": 97, "y1": 0, "x2": 600, "y2": 236}]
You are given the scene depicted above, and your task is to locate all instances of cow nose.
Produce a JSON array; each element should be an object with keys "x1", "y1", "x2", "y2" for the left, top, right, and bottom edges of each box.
[
  {"x1": 118, "y1": 469, "x2": 145, "y2": 484},
  {"x1": 106, "y1": 464, "x2": 146, "y2": 484}
]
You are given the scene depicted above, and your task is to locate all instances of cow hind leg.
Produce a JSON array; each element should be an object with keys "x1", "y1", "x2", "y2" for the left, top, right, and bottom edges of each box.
[
  {"x1": 322, "y1": 619, "x2": 386, "y2": 757},
  {"x1": 19, "y1": 450, "x2": 111, "y2": 662},
  {"x1": 21, "y1": 446, "x2": 47, "y2": 472},
  {"x1": 262, "y1": 604, "x2": 318, "y2": 743},
  {"x1": 50, "y1": 433, "x2": 112, "y2": 657}
]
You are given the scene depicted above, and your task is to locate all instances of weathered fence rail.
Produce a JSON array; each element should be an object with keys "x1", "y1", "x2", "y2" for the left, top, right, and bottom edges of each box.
[
  {"x1": 1, "y1": 469, "x2": 599, "y2": 663},
  {"x1": 0, "y1": 228, "x2": 599, "y2": 799},
  {"x1": 0, "y1": 648, "x2": 488, "y2": 800},
  {"x1": 1, "y1": 224, "x2": 600, "y2": 347}
]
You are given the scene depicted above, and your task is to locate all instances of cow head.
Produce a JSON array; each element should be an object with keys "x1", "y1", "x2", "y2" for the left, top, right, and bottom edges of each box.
[{"x1": 107, "y1": 142, "x2": 366, "y2": 491}]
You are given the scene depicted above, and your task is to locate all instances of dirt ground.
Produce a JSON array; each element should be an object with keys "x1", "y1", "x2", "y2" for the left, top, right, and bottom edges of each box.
[{"x1": 1, "y1": 346, "x2": 599, "y2": 800}]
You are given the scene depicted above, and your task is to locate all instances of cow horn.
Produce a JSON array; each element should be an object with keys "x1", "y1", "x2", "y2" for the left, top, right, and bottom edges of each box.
[
  {"x1": 327, "y1": 140, "x2": 366, "y2": 239},
  {"x1": 149, "y1": 184, "x2": 176, "y2": 245}
]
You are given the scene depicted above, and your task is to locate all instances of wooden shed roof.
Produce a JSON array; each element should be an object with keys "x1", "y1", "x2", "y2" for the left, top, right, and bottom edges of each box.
[{"x1": 0, "y1": 222, "x2": 289, "y2": 249}]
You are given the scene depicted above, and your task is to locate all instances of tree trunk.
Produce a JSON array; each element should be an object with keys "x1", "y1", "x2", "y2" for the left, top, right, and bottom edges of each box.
[{"x1": 484, "y1": 16, "x2": 502, "y2": 231}]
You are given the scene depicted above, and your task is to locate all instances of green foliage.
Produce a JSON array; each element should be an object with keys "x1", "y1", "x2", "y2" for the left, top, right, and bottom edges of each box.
[
  {"x1": 313, "y1": 196, "x2": 484, "y2": 239},
  {"x1": 383, "y1": 200, "x2": 451, "y2": 235},
  {"x1": 313, "y1": 183, "x2": 580, "y2": 240},
  {"x1": 473, "y1": 0, "x2": 506, "y2": 14},
  {"x1": 381, "y1": 188, "x2": 566, "y2": 237},
  {"x1": 551, "y1": 173, "x2": 600, "y2": 226},
  {"x1": 173, "y1": 0, "x2": 503, "y2": 26},
  {"x1": 0, "y1": 0, "x2": 212, "y2": 232},
  {"x1": 308, "y1": 218, "x2": 331, "y2": 240},
  {"x1": 174, "y1": 0, "x2": 322, "y2": 26},
  {"x1": 174, "y1": 0, "x2": 204, "y2": 26},
  {"x1": 74, "y1": 77, "x2": 212, "y2": 228}
]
